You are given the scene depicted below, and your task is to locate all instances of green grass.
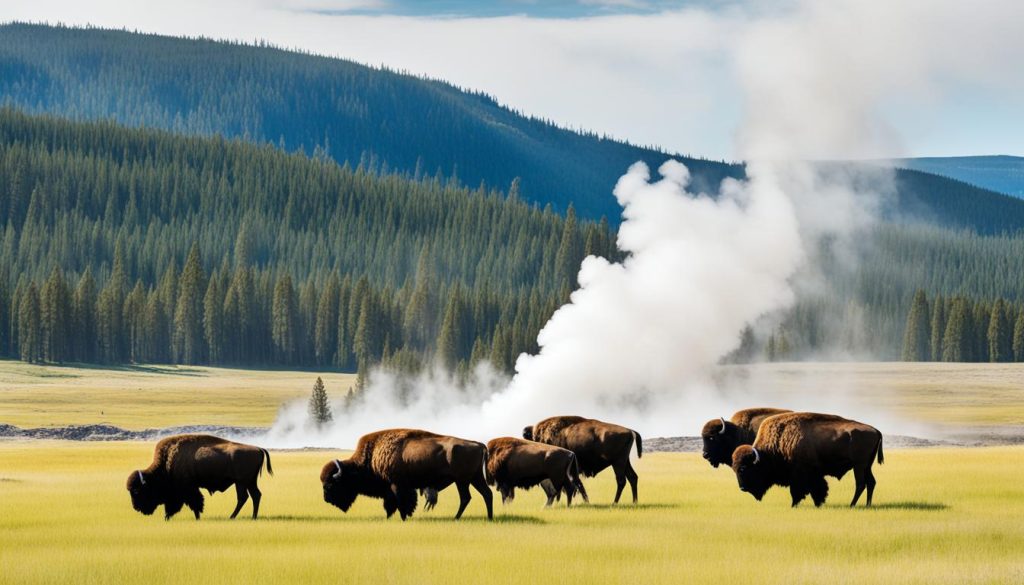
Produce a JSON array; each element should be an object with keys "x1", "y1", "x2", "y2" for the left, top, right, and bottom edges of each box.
[{"x1": 1, "y1": 442, "x2": 1022, "y2": 585}]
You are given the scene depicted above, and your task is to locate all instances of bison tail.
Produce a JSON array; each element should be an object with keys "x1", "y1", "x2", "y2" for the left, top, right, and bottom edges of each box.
[
  {"x1": 632, "y1": 430, "x2": 643, "y2": 459},
  {"x1": 876, "y1": 436, "x2": 884, "y2": 465},
  {"x1": 568, "y1": 453, "x2": 589, "y2": 504},
  {"x1": 261, "y1": 448, "x2": 274, "y2": 477},
  {"x1": 482, "y1": 449, "x2": 493, "y2": 485}
]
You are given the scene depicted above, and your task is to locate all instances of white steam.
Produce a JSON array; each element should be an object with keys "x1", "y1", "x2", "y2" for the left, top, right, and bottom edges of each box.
[{"x1": 263, "y1": 0, "x2": 1022, "y2": 448}]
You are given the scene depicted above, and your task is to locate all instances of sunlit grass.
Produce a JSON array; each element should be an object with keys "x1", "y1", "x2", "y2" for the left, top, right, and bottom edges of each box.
[
  {"x1": 1, "y1": 442, "x2": 1022, "y2": 585},
  {"x1": 0, "y1": 361, "x2": 355, "y2": 429}
]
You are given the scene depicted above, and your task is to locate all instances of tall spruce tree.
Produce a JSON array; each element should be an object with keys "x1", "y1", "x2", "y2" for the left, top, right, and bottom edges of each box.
[
  {"x1": 173, "y1": 244, "x2": 206, "y2": 364},
  {"x1": 901, "y1": 290, "x2": 931, "y2": 361},
  {"x1": 987, "y1": 299, "x2": 1012, "y2": 363},
  {"x1": 942, "y1": 298, "x2": 970, "y2": 362},
  {"x1": 17, "y1": 282, "x2": 41, "y2": 363},
  {"x1": 203, "y1": 277, "x2": 225, "y2": 363},
  {"x1": 929, "y1": 295, "x2": 946, "y2": 363},
  {"x1": 1013, "y1": 310, "x2": 1024, "y2": 362},
  {"x1": 271, "y1": 274, "x2": 297, "y2": 363},
  {"x1": 308, "y1": 376, "x2": 333, "y2": 425}
]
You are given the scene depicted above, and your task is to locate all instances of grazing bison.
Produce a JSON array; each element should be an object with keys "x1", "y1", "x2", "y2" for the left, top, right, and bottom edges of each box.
[
  {"x1": 701, "y1": 407, "x2": 792, "y2": 468},
  {"x1": 731, "y1": 412, "x2": 884, "y2": 508},
  {"x1": 523, "y1": 416, "x2": 641, "y2": 504},
  {"x1": 485, "y1": 437, "x2": 589, "y2": 507},
  {"x1": 126, "y1": 434, "x2": 273, "y2": 520},
  {"x1": 320, "y1": 429, "x2": 493, "y2": 521}
]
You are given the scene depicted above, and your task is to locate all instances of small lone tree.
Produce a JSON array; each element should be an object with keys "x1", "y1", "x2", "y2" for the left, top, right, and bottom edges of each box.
[{"x1": 308, "y1": 377, "x2": 333, "y2": 426}]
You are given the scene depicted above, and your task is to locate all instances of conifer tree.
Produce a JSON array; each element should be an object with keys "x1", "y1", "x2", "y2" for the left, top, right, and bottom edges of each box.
[
  {"x1": 901, "y1": 290, "x2": 931, "y2": 361},
  {"x1": 40, "y1": 268, "x2": 70, "y2": 363},
  {"x1": 308, "y1": 376, "x2": 333, "y2": 425},
  {"x1": 554, "y1": 204, "x2": 581, "y2": 289},
  {"x1": 271, "y1": 274, "x2": 298, "y2": 363},
  {"x1": 204, "y1": 277, "x2": 225, "y2": 363},
  {"x1": 18, "y1": 283, "x2": 41, "y2": 363},
  {"x1": 74, "y1": 269, "x2": 98, "y2": 362},
  {"x1": 173, "y1": 243, "x2": 206, "y2": 364},
  {"x1": 1013, "y1": 310, "x2": 1024, "y2": 363},
  {"x1": 942, "y1": 298, "x2": 970, "y2": 362},
  {"x1": 987, "y1": 299, "x2": 1011, "y2": 363},
  {"x1": 929, "y1": 295, "x2": 946, "y2": 362},
  {"x1": 314, "y1": 273, "x2": 340, "y2": 366}
]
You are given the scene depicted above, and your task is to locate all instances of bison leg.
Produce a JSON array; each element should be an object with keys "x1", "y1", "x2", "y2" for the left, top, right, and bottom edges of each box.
[
  {"x1": 454, "y1": 482, "x2": 472, "y2": 520},
  {"x1": 789, "y1": 484, "x2": 808, "y2": 508},
  {"x1": 184, "y1": 489, "x2": 205, "y2": 520},
  {"x1": 612, "y1": 464, "x2": 627, "y2": 504},
  {"x1": 541, "y1": 480, "x2": 558, "y2": 507},
  {"x1": 383, "y1": 495, "x2": 399, "y2": 518},
  {"x1": 248, "y1": 484, "x2": 262, "y2": 519},
  {"x1": 809, "y1": 476, "x2": 829, "y2": 507},
  {"x1": 625, "y1": 462, "x2": 639, "y2": 504},
  {"x1": 230, "y1": 484, "x2": 250, "y2": 519},
  {"x1": 164, "y1": 496, "x2": 185, "y2": 520},
  {"x1": 850, "y1": 466, "x2": 867, "y2": 507},
  {"x1": 471, "y1": 475, "x2": 493, "y2": 520},
  {"x1": 865, "y1": 468, "x2": 877, "y2": 506},
  {"x1": 499, "y1": 484, "x2": 515, "y2": 504}
]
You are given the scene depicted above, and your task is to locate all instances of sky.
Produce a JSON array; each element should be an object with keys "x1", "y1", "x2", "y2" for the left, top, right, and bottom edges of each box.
[{"x1": 1, "y1": 0, "x2": 1022, "y2": 160}]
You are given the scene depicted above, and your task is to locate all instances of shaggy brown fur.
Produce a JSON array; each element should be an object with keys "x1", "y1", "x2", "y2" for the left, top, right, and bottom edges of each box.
[
  {"x1": 731, "y1": 412, "x2": 884, "y2": 508},
  {"x1": 320, "y1": 429, "x2": 493, "y2": 521},
  {"x1": 523, "y1": 416, "x2": 641, "y2": 504},
  {"x1": 700, "y1": 407, "x2": 792, "y2": 468},
  {"x1": 126, "y1": 434, "x2": 272, "y2": 520},
  {"x1": 484, "y1": 437, "x2": 588, "y2": 507}
]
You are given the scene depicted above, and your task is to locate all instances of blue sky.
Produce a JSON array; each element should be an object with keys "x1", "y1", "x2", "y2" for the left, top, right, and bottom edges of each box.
[{"x1": 1, "y1": 0, "x2": 1022, "y2": 161}]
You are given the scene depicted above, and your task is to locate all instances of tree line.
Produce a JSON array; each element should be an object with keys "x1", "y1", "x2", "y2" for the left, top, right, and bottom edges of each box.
[
  {"x1": 900, "y1": 290, "x2": 1024, "y2": 363},
  {"x1": 0, "y1": 107, "x2": 613, "y2": 375}
]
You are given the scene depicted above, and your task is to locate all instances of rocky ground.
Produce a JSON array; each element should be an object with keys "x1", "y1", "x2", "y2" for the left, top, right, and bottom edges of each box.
[{"x1": 1, "y1": 424, "x2": 1020, "y2": 449}]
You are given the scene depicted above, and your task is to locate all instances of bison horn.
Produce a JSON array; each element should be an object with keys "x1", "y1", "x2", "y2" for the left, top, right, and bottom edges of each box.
[
  {"x1": 332, "y1": 459, "x2": 342, "y2": 478},
  {"x1": 719, "y1": 417, "x2": 727, "y2": 434},
  {"x1": 137, "y1": 470, "x2": 145, "y2": 485},
  {"x1": 752, "y1": 447, "x2": 761, "y2": 464}
]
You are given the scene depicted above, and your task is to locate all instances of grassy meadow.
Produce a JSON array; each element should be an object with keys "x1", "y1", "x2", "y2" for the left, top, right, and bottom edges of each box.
[
  {"x1": 1, "y1": 442, "x2": 1022, "y2": 585},
  {"x1": 0, "y1": 361, "x2": 356, "y2": 429}
]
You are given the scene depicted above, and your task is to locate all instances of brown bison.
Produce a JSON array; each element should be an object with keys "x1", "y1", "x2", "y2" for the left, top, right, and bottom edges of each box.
[
  {"x1": 523, "y1": 416, "x2": 641, "y2": 504},
  {"x1": 485, "y1": 437, "x2": 589, "y2": 507},
  {"x1": 731, "y1": 412, "x2": 884, "y2": 508},
  {"x1": 701, "y1": 407, "x2": 792, "y2": 468},
  {"x1": 320, "y1": 429, "x2": 493, "y2": 521},
  {"x1": 126, "y1": 434, "x2": 273, "y2": 520}
]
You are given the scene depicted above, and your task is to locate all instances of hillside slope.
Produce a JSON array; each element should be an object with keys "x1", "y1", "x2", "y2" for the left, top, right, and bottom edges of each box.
[
  {"x1": 890, "y1": 156, "x2": 1024, "y2": 199},
  {"x1": 3, "y1": 23, "x2": 1023, "y2": 234}
]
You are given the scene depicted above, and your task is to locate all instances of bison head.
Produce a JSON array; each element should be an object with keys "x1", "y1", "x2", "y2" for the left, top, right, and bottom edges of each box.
[
  {"x1": 731, "y1": 445, "x2": 770, "y2": 501},
  {"x1": 701, "y1": 417, "x2": 738, "y2": 468},
  {"x1": 126, "y1": 470, "x2": 162, "y2": 515},
  {"x1": 321, "y1": 459, "x2": 360, "y2": 512},
  {"x1": 521, "y1": 426, "x2": 534, "y2": 441}
]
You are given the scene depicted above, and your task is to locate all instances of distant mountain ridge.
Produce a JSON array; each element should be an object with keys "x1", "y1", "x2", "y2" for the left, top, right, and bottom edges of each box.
[
  {"x1": 887, "y1": 156, "x2": 1024, "y2": 199},
  {"x1": 2, "y1": 23, "x2": 1024, "y2": 234}
]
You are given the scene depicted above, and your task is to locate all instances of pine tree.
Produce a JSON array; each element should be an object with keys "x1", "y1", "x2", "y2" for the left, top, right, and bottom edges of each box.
[
  {"x1": 98, "y1": 245, "x2": 128, "y2": 363},
  {"x1": 901, "y1": 290, "x2": 931, "y2": 361},
  {"x1": 173, "y1": 243, "x2": 206, "y2": 364},
  {"x1": 40, "y1": 268, "x2": 70, "y2": 363},
  {"x1": 17, "y1": 283, "x2": 41, "y2": 363},
  {"x1": 1013, "y1": 309, "x2": 1024, "y2": 362},
  {"x1": 929, "y1": 295, "x2": 946, "y2": 362},
  {"x1": 353, "y1": 291, "x2": 384, "y2": 370},
  {"x1": 74, "y1": 269, "x2": 98, "y2": 362},
  {"x1": 942, "y1": 298, "x2": 970, "y2": 362},
  {"x1": 308, "y1": 376, "x2": 333, "y2": 425},
  {"x1": 314, "y1": 273, "x2": 340, "y2": 366},
  {"x1": 987, "y1": 299, "x2": 1012, "y2": 363},
  {"x1": 123, "y1": 281, "x2": 147, "y2": 362},
  {"x1": 554, "y1": 204, "x2": 581, "y2": 289},
  {"x1": 203, "y1": 277, "x2": 224, "y2": 363},
  {"x1": 436, "y1": 287, "x2": 466, "y2": 370},
  {"x1": 271, "y1": 273, "x2": 297, "y2": 363}
]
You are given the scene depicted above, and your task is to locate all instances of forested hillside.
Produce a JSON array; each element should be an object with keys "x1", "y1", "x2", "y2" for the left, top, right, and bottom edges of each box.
[
  {"x1": 3, "y1": 23, "x2": 1024, "y2": 235},
  {"x1": 0, "y1": 22, "x2": 737, "y2": 221},
  {"x1": 893, "y1": 156, "x2": 1024, "y2": 199},
  {"x1": 0, "y1": 108, "x2": 614, "y2": 375}
]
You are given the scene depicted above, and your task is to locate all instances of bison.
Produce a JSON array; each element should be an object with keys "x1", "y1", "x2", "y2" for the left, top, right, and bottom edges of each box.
[
  {"x1": 523, "y1": 416, "x2": 642, "y2": 504},
  {"x1": 320, "y1": 429, "x2": 493, "y2": 521},
  {"x1": 485, "y1": 437, "x2": 589, "y2": 507},
  {"x1": 126, "y1": 434, "x2": 273, "y2": 520},
  {"x1": 701, "y1": 407, "x2": 792, "y2": 468},
  {"x1": 731, "y1": 412, "x2": 884, "y2": 508}
]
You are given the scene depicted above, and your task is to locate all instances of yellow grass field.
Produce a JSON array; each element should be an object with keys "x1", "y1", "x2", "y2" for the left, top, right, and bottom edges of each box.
[
  {"x1": 1, "y1": 442, "x2": 1022, "y2": 585},
  {"x1": 0, "y1": 361, "x2": 355, "y2": 429}
]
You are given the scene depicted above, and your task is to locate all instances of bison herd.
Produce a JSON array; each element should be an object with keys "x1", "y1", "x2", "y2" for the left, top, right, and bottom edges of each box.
[{"x1": 127, "y1": 410, "x2": 883, "y2": 521}]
